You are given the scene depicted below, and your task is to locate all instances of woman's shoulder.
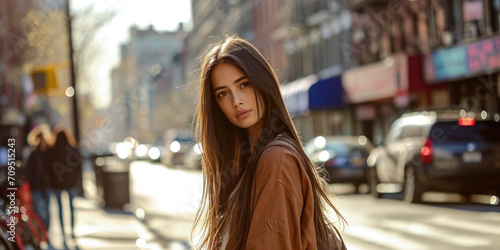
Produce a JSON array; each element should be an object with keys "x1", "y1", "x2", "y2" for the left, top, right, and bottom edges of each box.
[
  {"x1": 255, "y1": 134, "x2": 307, "y2": 203},
  {"x1": 259, "y1": 134, "x2": 300, "y2": 163},
  {"x1": 256, "y1": 134, "x2": 304, "y2": 183}
]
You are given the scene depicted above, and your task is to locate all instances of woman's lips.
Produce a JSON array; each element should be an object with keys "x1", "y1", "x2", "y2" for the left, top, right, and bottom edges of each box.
[{"x1": 237, "y1": 110, "x2": 251, "y2": 119}]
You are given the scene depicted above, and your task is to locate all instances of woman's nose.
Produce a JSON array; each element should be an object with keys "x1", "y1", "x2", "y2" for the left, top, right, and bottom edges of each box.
[{"x1": 232, "y1": 92, "x2": 243, "y2": 107}]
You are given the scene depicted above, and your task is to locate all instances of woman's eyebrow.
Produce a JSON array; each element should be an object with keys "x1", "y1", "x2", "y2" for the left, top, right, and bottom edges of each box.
[
  {"x1": 213, "y1": 86, "x2": 226, "y2": 93},
  {"x1": 233, "y1": 76, "x2": 248, "y2": 84},
  {"x1": 213, "y1": 76, "x2": 249, "y2": 93}
]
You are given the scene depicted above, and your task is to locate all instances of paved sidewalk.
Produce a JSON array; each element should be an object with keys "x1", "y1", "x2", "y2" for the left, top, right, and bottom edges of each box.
[
  {"x1": 46, "y1": 195, "x2": 164, "y2": 250},
  {"x1": 130, "y1": 208, "x2": 194, "y2": 250},
  {"x1": 42, "y1": 163, "x2": 197, "y2": 249}
]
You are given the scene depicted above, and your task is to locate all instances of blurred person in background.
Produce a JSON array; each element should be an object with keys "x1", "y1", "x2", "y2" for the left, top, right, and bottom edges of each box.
[
  {"x1": 25, "y1": 125, "x2": 52, "y2": 229},
  {"x1": 46, "y1": 126, "x2": 82, "y2": 243},
  {"x1": 192, "y1": 34, "x2": 347, "y2": 249}
]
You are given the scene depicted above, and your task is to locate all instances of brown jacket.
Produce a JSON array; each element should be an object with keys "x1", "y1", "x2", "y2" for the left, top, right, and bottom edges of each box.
[{"x1": 228, "y1": 135, "x2": 345, "y2": 249}]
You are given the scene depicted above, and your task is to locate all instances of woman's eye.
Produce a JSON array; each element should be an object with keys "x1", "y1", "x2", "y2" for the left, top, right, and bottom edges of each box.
[
  {"x1": 240, "y1": 82, "x2": 250, "y2": 88},
  {"x1": 217, "y1": 91, "x2": 227, "y2": 98}
]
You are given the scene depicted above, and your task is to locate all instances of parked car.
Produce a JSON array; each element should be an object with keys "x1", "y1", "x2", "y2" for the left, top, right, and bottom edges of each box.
[
  {"x1": 305, "y1": 135, "x2": 374, "y2": 192},
  {"x1": 161, "y1": 129, "x2": 194, "y2": 167},
  {"x1": 367, "y1": 110, "x2": 500, "y2": 203},
  {"x1": 183, "y1": 142, "x2": 202, "y2": 170}
]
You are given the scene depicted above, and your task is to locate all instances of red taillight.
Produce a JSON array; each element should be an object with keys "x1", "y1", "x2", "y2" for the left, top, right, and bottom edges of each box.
[
  {"x1": 458, "y1": 118, "x2": 475, "y2": 126},
  {"x1": 421, "y1": 138, "x2": 433, "y2": 164}
]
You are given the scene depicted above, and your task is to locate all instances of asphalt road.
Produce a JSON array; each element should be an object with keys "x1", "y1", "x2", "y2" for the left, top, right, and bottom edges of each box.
[{"x1": 129, "y1": 161, "x2": 500, "y2": 250}]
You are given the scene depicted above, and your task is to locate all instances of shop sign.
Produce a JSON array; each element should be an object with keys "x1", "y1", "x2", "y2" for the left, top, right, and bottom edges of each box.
[
  {"x1": 463, "y1": 1, "x2": 483, "y2": 21},
  {"x1": 342, "y1": 54, "x2": 408, "y2": 104},
  {"x1": 424, "y1": 35, "x2": 500, "y2": 83}
]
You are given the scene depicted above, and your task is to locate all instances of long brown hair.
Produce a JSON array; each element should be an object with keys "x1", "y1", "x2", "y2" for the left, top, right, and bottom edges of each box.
[
  {"x1": 192, "y1": 34, "x2": 346, "y2": 249},
  {"x1": 52, "y1": 125, "x2": 77, "y2": 148}
]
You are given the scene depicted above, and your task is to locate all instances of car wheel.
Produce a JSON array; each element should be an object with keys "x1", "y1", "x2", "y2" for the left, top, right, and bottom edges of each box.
[
  {"x1": 368, "y1": 168, "x2": 381, "y2": 198},
  {"x1": 403, "y1": 166, "x2": 423, "y2": 203}
]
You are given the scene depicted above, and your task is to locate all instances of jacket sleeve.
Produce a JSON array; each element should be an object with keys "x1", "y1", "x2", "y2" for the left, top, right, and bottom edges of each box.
[{"x1": 245, "y1": 146, "x2": 308, "y2": 250}]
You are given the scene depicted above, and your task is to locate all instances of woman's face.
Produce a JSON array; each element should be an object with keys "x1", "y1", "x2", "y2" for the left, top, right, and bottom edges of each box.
[{"x1": 210, "y1": 62, "x2": 264, "y2": 137}]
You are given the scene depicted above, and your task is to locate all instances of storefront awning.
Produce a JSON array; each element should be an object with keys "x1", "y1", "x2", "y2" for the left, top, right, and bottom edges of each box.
[
  {"x1": 309, "y1": 75, "x2": 344, "y2": 110},
  {"x1": 281, "y1": 74, "x2": 345, "y2": 116},
  {"x1": 281, "y1": 75, "x2": 318, "y2": 116}
]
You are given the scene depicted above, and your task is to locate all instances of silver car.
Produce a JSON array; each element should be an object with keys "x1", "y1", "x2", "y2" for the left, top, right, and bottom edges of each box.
[{"x1": 367, "y1": 110, "x2": 500, "y2": 203}]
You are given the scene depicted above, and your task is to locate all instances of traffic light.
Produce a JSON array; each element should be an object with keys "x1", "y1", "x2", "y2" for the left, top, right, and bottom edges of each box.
[{"x1": 31, "y1": 65, "x2": 58, "y2": 94}]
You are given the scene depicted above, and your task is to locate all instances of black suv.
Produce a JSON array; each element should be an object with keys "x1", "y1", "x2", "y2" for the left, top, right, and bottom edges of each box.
[{"x1": 367, "y1": 110, "x2": 500, "y2": 203}]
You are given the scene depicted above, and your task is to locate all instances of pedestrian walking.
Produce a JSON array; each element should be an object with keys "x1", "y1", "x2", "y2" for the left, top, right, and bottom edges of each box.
[
  {"x1": 46, "y1": 126, "x2": 82, "y2": 244},
  {"x1": 192, "y1": 34, "x2": 347, "y2": 249},
  {"x1": 25, "y1": 125, "x2": 52, "y2": 229}
]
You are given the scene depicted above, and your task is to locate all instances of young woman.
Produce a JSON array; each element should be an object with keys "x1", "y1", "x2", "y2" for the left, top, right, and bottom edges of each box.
[
  {"x1": 46, "y1": 126, "x2": 82, "y2": 243},
  {"x1": 25, "y1": 126, "x2": 52, "y2": 229},
  {"x1": 193, "y1": 34, "x2": 347, "y2": 249}
]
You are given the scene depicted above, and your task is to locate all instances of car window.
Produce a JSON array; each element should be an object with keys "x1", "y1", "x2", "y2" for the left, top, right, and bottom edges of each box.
[
  {"x1": 400, "y1": 125, "x2": 429, "y2": 139},
  {"x1": 384, "y1": 124, "x2": 402, "y2": 144},
  {"x1": 324, "y1": 142, "x2": 369, "y2": 154},
  {"x1": 174, "y1": 137, "x2": 195, "y2": 145},
  {"x1": 430, "y1": 121, "x2": 500, "y2": 143}
]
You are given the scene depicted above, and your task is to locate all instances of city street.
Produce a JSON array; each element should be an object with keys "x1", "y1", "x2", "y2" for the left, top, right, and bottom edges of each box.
[
  {"x1": 4, "y1": 1, "x2": 500, "y2": 249},
  {"x1": 336, "y1": 193, "x2": 500, "y2": 249},
  {"x1": 129, "y1": 161, "x2": 202, "y2": 249},
  {"x1": 128, "y1": 160, "x2": 500, "y2": 250}
]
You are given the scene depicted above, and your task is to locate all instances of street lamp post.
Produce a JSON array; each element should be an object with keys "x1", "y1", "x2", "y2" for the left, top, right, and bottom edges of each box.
[{"x1": 65, "y1": 0, "x2": 80, "y2": 144}]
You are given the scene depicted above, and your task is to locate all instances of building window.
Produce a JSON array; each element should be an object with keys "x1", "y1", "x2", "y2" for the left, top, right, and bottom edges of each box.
[
  {"x1": 489, "y1": 0, "x2": 500, "y2": 32},
  {"x1": 445, "y1": 0, "x2": 463, "y2": 43},
  {"x1": 463, "y1": 0, "x2": 485, "y2": 39},
  {"x1": 399, "y1": 19, "x2": 407, "y2": 53},
  {"x1": 429, "y1": 1, "x2": 446, "y2": 47},
  {"x1": 304, "y1": 43, "x2": 313, "y2": 75},
  {"x1": 332, "y1": 34, "x2": 340, "y2": 67},
  {"x1": 323, "y1": 38, "x2": 329, "y2": 69},
  {"x1": 389, "y1": 19, "x2": 402, "y2": 53},
  {"x1": 382, "y1": 26, "x2": 392, "y2": 58},
  {"x1": 417, "y1": 10, "x2": 429, "y2": 52}
]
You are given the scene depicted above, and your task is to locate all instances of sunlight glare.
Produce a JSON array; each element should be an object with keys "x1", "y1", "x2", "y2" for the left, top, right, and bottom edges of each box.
[{"x1": 314, "y1": 136, "x2": 326, "y2": 148}]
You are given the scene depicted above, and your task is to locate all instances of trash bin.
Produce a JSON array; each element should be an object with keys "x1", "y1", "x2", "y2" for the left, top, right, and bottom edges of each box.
[
  {"x1": 93, "y1": 155, "x2": 130, "y2": 209},
  {"x1": 91, "y1": 153, "x2": 112, "y2": 203}
]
